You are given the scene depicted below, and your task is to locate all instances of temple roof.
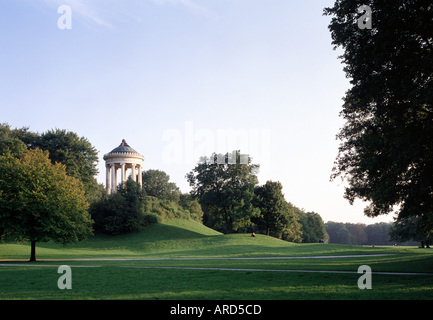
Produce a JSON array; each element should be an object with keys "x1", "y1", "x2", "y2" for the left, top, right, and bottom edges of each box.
[
  {"x1": 109, "y1": 139, "x2": 138, "y2": 153},
  {"x1": 103, "y1": 139, "x2": 144, "y2": 160}
]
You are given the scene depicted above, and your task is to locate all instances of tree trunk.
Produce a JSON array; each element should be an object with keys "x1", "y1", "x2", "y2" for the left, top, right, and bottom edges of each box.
[
  {"x1": 29, "y1": 240, "x2": 37, "y2": 262},
  {"x1": 223, "y1": 207, "x2": 232, "y2": 233},
  {"x1": 226, "y1": 217, "x2": 233, "y2": 234}
]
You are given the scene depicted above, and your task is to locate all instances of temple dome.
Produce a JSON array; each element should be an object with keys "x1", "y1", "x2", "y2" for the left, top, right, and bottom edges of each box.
[
  {"x1": 109, "y1": 139, "x2": 138, "y2": 153},
  {"x1": 103, "y1": 139, "x2": 144, "y2": 160}
]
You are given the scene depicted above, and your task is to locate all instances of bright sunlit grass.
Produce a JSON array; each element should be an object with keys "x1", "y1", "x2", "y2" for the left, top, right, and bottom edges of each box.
[{"x1": 1, "y1": 219, "x2": 433, "y2": 300}]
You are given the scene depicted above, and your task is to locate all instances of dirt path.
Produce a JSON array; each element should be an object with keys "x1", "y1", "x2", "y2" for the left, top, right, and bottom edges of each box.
[
  {"x1": 3, "y1": 254, "x2": 433, "y2": 276},
  {"x1": 119, "y1": 265, "x2": 433, "y2": 276},
  {"x1": 0, "y1": 253, "x2": 398, "y2": 262}
]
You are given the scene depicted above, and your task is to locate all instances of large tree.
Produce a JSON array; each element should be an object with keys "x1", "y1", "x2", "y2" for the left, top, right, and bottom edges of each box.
[
  {"x1": 297, "y1": 211, "x2": 328, "y2": 243},
  {"x1": 325, "y1": 1, "x2": 433, "y2": 228},
  {"x1": 13, "y1": 127, "x2": 101, "y2": 200},
  {"x1": 186, "y1": 151, "x2": 260, "y2": 233},
  {"x1": 0, "y1": 149, "x2": 93, "y2": 261},
  {"x1": 253, "y1": 181, "x2": 299, "y2": 237}
]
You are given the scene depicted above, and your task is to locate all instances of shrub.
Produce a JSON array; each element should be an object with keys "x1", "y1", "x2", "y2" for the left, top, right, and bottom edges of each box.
[{"x1": 90, "y1": 180, "x2": 156, "y2": 235}]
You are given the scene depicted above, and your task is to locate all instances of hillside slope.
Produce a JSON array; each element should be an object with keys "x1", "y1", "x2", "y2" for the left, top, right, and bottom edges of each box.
[
  {"x1": 0, "y1": 219, "x2": 306, "y2": 260},
  {"x1": 1, "y1": 219, "x2": 389, "y2": 261}
]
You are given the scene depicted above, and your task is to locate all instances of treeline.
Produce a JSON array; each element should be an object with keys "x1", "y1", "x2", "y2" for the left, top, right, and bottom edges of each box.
[
  {"x1": 187, "y1": 152, "x2": 327, "y2": 243},
  {"x1": 325, "y1": 221, "x2": 418, "y2": 246},
  {"x1": 0, "y1": 123, "x2": 325, "y2": 243},
  {"x1": 0, "y1": 123, "x2": 329, "y2": 242},
  {"x1": 3, "y1": 122, "x2": 430, "y2": 261}
]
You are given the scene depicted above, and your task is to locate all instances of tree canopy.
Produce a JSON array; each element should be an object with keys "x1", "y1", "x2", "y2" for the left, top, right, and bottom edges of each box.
[
  {"x1": 325, "y1": 1, "x2": 433, "y2": 229},
  {"x1": 10, "y1": 126, "x2": 102, "y2": 201},
  {"x1": 186, "y1": 151, "x2": 260, "y2": 233},
  {"x1": 253, "y1": 181, "x2": 301, "y2": 239},
  {"x1": 90, "y1": 179, "x2": 157, "y2": 235},
  {"x1": 0, "y1": 122, "x2": 330, "y2": 244},
  {"x1": 0, "y1": 123, "x2": 27, "y2": 158},
  {"x1": 0, "y1": 149, "x2": 93, "y2": 261},
  {"x1": 142, "y1": 169, "x2": 181, "y2": 203},
  {"x1": 298, "y1": 211, "x2": 327, "y2": 243},
  {"x1": 186, "y1": 151, "x2": 321, "y2": 242}
]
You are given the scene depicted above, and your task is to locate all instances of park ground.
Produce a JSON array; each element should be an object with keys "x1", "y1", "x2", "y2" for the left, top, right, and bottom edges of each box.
[{"x1": 1, "y1": 219, "x2": 433, "y2": 300}]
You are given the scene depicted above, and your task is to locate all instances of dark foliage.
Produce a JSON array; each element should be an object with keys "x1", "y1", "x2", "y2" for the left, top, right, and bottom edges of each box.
[
  {"x1": 325, "y1": 1, "x2": 433, "y2": 229},
  {"x1": 90, "y1": 180, "x2": 156, "y2": 235}
]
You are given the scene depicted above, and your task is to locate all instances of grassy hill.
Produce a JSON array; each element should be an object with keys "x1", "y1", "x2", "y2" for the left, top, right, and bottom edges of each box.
[
  {"x1": 2, "y1": 219, "x2": 298, "y2": 260},
  {"x1": 0, "y1": 218, "x2": 414, "y2": 261},
  {"x1": 2, "y1": 218, "x2": 433, "y2": 300}
]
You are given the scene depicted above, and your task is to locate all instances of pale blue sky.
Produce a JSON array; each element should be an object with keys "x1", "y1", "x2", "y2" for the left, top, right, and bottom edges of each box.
[{"x1": 0, "y1": 0, "x2": 395, "y2": 224}]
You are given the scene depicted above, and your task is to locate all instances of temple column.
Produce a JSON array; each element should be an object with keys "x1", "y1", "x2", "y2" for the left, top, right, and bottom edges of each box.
[
  {"x1": 114, "y1": 165, "x2": 118, "y2": 190},
  {"x1": 121, "y1": 163, "x2": 126, "y2": 185},
  {"x1": 137, "y1": 164, "x2": 142, "y2": 187},
  {"x1": 111, "y1": 164, "x2": 116, "y2": 193},
  {"x1": 106, "y1": 164, "x2": 111, "y2": 194},
  {"x1": 132, "y1": 164, "x2": 136, "y2": 182}
]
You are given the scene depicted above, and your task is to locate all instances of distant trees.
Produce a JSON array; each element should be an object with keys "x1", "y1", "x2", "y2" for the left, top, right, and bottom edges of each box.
[
  {"x1": 326, "y1": 222, "x2": 373, "y2": 245},
  {"x1": 389, "y1": 216, "x2": 433, "y2": 248},
  {"x1": 325, "y1": 221, "x2": 421, "y2": 246},
  {"x1": 0, "y1": 149, "x2": 93, "y2": 261},
  {"x1": 187, "y1": 152, "x2": 260, "y2": 233},
  {"x1": 187, "y1": 151, "x2": 325, "y2": 242},
  {"x1": 0, "y1": 122, "x2": 331, "y2": 244},
  {"x1": 364, "y1": 223, "x2": 391, "y2": 245}
]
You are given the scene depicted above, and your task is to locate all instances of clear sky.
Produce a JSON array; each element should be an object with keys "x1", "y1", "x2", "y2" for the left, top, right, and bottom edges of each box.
[{"x1": 0, "y1": 0, "x2": 396, "y2": 224}]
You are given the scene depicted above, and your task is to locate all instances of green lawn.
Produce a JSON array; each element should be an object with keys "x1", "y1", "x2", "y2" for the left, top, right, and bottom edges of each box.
[{"x1": 1, "y1": 219, "x2": 433, "y2": 300}]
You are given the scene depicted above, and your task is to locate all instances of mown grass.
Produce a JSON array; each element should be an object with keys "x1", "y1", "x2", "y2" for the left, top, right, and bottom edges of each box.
[
  {"x1": 1, "y1": 219, "x2": 433, "y2": 300},
  {"x1": 0, "y1": 219, "x2": 406, "y2": 260},
  {"x1": 1, "y1": 264, "x2": 432, "y2": 300}
]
